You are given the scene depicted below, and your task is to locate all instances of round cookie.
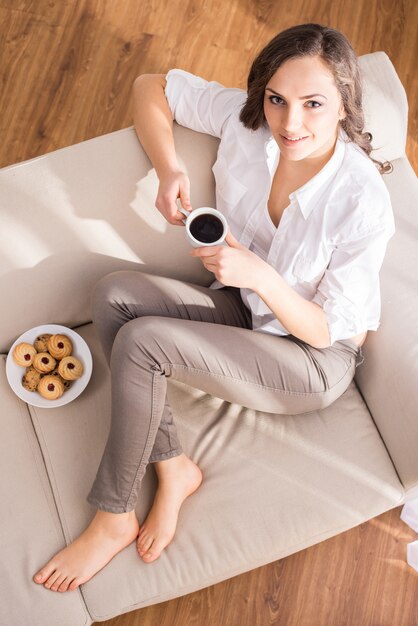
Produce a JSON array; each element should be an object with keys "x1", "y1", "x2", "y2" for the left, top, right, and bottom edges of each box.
[
  {"x1": 50, "y1": 368, "x2": 72, "y2": 392},
  {"x1": 38, "y1": 375, "x2": 65, "y2": 400},
  {"x1": 13, "y1": 342, "x2": 37, "y2": 367},
  {"x1": 33, "y1": 352, "x2": 57, "y2": 374},
  {"x1": 22, "y1": 366, "x2": 42, "y2": 392},
  {"x1": 58, "y1": 356, "x2": 83, "y2": 381},
  {"x1": 47, "y1": 334, "x2": 73, "y2": 360},
  {"x1": 34, "y1": 333, "x2": 52, "y2": 352}
]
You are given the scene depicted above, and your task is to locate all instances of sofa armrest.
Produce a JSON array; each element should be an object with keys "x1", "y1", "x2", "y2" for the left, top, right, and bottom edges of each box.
[
  {"x1": 359, "y1": 51, "x2": 408, "y2": 162},
  {"x1": 354, "y1": 157, "x2": 418, "y2": 494}
]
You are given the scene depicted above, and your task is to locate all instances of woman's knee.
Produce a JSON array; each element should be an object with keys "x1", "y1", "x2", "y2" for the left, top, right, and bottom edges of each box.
[
  {"x1": 92, "y1": 271, "x2": 120, "y2": 305},
  {"x1": 91, "y1": 271, "x2": 145, "y2": 317},
  {"x1": 110, "y1": 316, "x2": 170, "y2": 369},
  {"x1": 115, "y1": 315, "x2": 167, "y2": 346}
]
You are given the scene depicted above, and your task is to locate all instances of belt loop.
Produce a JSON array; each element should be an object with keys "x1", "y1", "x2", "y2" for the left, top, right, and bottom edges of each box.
[{"x1": 355, "y1": 347, "x2": 365, "y2": 368}]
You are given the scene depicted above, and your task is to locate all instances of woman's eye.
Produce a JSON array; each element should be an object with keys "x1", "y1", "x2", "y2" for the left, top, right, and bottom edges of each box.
[
  {"x1": 267, "y1": 95, "x2": 322, "y2": 108},
  {"x1": 268, "y1": 95, "x2": 284, "y2": 105}
]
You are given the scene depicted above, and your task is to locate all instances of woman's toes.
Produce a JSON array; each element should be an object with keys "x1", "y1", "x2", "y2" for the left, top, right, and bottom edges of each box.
[
  {"x1": 57, "y1": 577, "x2": 70, "y2": 593},
  {"x1": 137, "y1": 534, "x2": 153, "y2": 555},
  {"x1": 44, "y1": 571, "x2": 61, "y2": 589},
  {"x1": 34, "y1": 567, "x2": 52, "y2": 584},
  {"x1": 50, "y1": 573, "x2": 67, "y2": 591},
  {"x1": 137, "y1": 530, "x2": 148, "y2": 547},
  {"x1": 142, "y1": 537, "x2": 170, "y2": 563},
  {"x1": 142, "y1": 549, "x2": 160, "y2": 563},
  {"x1": 69, "y1": 578, "x2": 80, "y2": 591}
]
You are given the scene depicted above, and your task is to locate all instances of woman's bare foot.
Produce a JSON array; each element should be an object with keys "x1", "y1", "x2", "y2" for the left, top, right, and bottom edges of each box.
[
  {"x1": 137, "y1": 453, "x2": 203, "y2": 563},
  {"x1": 33, "y1": 509, "x2": 139, "y2": 592}
]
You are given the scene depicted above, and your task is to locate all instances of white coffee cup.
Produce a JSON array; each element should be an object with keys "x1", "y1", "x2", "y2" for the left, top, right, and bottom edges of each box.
[{"x1": 178, "y1": 205, "x2": 228, "y2": 248}]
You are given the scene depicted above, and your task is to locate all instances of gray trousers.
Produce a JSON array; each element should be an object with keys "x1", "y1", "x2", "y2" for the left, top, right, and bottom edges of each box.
[{"x1": 87, "y1": 270, "x2": 362, "y2": 513}]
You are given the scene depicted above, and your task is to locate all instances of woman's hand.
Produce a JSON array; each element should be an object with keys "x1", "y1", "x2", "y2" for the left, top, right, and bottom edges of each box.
[
  {"x1": 190, "y1": 228, "x2": 268, "y2": 289},
  {"x1": 155, "y1": 170, "x2": 193, "y2": 226}
]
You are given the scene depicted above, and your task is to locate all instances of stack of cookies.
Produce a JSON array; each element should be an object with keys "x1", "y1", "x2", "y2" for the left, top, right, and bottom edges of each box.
[{"x1": 13, "y1": 333, "x2": 84, "y2": 400}]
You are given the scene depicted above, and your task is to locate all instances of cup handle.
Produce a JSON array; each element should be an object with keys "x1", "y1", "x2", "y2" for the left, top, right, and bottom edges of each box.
[{"x1": 176, "y1": 200, "x2": 190, "y2": 224}]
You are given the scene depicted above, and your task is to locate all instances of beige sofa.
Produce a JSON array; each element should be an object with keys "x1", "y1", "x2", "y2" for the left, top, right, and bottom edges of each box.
[{"x1": 0, "y1": 51, "x2": 417, "y2": 625}]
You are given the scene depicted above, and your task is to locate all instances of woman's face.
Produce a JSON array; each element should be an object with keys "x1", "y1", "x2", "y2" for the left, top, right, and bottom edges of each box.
[{"x1": 263, "y1": 55, "x2": 346, "y2": 163}]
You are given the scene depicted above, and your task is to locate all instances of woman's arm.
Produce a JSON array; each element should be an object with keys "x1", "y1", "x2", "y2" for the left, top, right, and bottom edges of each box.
[
  {"x1": 191, "y1": 230, "x2": 331, "y2": 348},
  {"x1": 255, "y1": 264, "x2": 331, "y2": 348},
  {"x1": 132, "y1": 74, "x2": 192, "y2": 225}
]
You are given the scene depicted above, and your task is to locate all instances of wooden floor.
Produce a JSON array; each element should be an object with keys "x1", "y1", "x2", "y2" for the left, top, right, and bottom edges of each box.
[
  {"x1": 1, "y1": 0, "x2": 417, "y2": 172},
  {"x1": 2, "y1": 1, "x2": 418, "y2": 624}
]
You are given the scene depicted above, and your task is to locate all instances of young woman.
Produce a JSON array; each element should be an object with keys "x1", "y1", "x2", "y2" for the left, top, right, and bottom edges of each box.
[{"x1": 34, "y1": 23, "x2": 394, "y2": 593}]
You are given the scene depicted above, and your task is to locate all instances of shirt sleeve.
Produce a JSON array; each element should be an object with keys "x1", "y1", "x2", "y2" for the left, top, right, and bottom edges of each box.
[
  {"x1": 164, "y1": 68, "x2": 246, "y2": 138},
  {"x1": 312, "y1": 219, "x2": 395, "y2": 345}
]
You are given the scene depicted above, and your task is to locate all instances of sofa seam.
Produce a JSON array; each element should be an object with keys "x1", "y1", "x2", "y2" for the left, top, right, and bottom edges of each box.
[
  {"x1": 29, "y1": 407, "x2": 72, "y2": 540},
  {"x1": 352, "y1": 379, "x2": 407, "y2": 495},
  {"x1": 26, "y1": 404, "x2": 93, "y2": 623},
  {"x1": 20, "y1": 401, "x2": 67, "y2": 540}
]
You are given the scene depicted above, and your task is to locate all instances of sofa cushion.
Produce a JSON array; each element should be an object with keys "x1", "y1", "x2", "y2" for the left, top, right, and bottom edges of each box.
[
  {"x1": 25, "y1": 322, "x2": 403, "y2": 621},
  {"x1": 0, "y1": 357, "x2": 91, "y2": 626}
]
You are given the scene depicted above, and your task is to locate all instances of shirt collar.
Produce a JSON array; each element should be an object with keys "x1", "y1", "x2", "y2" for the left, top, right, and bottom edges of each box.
[
  {"x1": 290, "y1": 137, "x2": 346, "y2": 219},
  {"x1": 236, "y1": 124, "x2": 272, "y2": 163}
]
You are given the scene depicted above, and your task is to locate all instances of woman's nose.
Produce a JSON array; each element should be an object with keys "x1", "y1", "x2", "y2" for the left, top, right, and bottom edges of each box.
[{"x1": 282, "y1": 106, "x2": 304, "y2": 132}]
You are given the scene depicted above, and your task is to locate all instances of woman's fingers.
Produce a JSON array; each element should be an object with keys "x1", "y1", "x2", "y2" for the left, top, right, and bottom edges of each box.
[
  {"x1": 188, "y1": 242, "x2": 223, "y2": 270},
  {"x1": 179, "y1": 177, "x2": 192, "y2": 211},
  {"x1": 190, "y1": 245, "x2": 223, "y2": 257},
  {"x1": 155, "y1": 171, "x2": 192, "y2": 226},
  {"x1": 175, "y1": 199, "x2": 190, "y2": 221},
  {"x1": 156, "y1": 196, "x2": 185, "y2": 226}
]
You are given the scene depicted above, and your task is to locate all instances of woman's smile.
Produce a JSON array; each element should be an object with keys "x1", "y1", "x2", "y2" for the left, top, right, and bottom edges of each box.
[
  {"x1": 280, "y1": 134, "x2": 310, "y2": 147},
  {"x1": 264, "y1": 55, "x2": 346, "y2": 163}
]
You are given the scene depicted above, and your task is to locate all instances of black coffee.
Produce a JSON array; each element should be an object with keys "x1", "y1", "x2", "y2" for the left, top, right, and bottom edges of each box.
[{"x1": 189, "y1": 214, "x2": 224, "y2": 244}]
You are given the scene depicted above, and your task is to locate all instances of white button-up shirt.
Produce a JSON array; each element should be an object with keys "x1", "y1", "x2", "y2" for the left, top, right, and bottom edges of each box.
[{"x1": 165, "y1": 68, "x2": 396, "y2": 345}]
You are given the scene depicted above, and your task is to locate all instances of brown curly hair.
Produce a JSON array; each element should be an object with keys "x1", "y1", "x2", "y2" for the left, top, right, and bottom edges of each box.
[{"x1": 239, "y1": 23, "x2": 393, "y2": 174}]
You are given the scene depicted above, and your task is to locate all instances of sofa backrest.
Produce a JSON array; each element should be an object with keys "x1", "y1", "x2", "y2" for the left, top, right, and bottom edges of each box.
[
  {"x1": 0, "y1": 125, "x2": 217, "y2": 354},
  {"x1": 354, "y1": 155, "x2": 418, "y2": 494}
]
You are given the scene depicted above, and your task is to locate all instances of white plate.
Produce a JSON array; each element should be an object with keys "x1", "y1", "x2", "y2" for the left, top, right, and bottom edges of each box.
[{"x1": 6, "y1": 324, "x2": 93, "y2": 408}]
